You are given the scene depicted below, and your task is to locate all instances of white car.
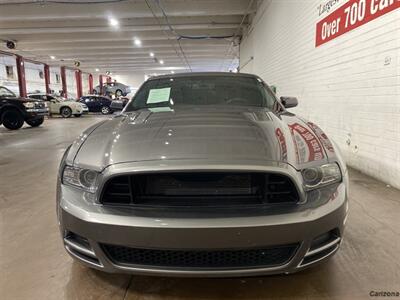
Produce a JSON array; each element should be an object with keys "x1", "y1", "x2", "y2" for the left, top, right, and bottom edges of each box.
[
  {"x1": 28, "y1": 93, "x2": 87, "y2": 118},
  {"x1": 93, "y1": 82, "x2": 131, "y2": 97}
]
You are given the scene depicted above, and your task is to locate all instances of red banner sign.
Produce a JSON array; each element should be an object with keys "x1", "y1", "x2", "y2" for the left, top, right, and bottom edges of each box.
[{"x1": 316, "y1": 0, "x2": 400, "y2": 47}]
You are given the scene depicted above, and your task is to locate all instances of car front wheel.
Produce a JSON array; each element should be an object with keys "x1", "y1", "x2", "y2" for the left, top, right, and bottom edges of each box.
[
  {"x1": 60, "y1": 107, "x2": 72, "y2": 118},
  {"x1": 1, "y1": 109, "x2": 24, "y2": 130},
  {"x1": 101, "y1": 106, "x2": 111, "y2": 115},
  {"x1": 26, "y1": 117, "x2": 44, "y2": 127}
]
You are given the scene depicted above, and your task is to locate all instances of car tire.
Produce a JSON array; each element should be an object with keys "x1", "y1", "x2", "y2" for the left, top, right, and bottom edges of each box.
[
  {"x1": 1, "y1": 109, "x2": 24, "y2": 130},
  {"x1": 26, "y1": 117, "x2": 44, "y2": 127},
  {"x1": 74, "y1": 114, "x2": 82, "y2": 117},
  {"x1": 60, "y1": 107, "x2": 72, "y2": 118},
  {"x1": 115, "y1": 89, "x2": 123, "y2": 97},
  {"x1": 101, "y1": 106, "x2": 111, "y2": 115}
]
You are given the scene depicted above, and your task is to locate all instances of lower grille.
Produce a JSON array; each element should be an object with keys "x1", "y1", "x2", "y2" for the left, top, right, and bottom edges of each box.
[{"x1": 102, "y1": 244, "x2": 298, "y2": 269}]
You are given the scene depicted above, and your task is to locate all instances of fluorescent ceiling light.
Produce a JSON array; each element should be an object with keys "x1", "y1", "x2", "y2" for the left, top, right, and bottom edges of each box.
[
  {"x1": 170, "y1": 70, "x2": 175, "y2": 74},
  {"x1": 50, "y1": 56, "x2": 56, "y2": 60},
  {"x1": 159, "y1": 60, "x2": 164, "y2": 65},
  {"x1": 109, "y1": 18, "x2": 119, "y2": 27},
  {"x1": 133, "y1": 38, "x2": 142, "y2": 46},
  {"x1": 95, "y1": 68, "x2": 99, "y2": 72},
  {"x1": 149, "y1": 52, "x2": 154, "y2": 57}
]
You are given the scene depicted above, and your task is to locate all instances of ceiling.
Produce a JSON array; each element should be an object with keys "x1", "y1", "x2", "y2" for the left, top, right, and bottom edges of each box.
[{"x1": 0, "y1": 0, "x2": 256, "y2": 76}]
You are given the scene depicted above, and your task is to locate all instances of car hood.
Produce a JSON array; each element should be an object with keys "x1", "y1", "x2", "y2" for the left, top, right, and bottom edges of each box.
[
  {"x1": 1, "y1": 95, "x2": 43, "y2": 103},
  {"x1": 72, "y1": 106, "x2": 335, "y2": 171}
]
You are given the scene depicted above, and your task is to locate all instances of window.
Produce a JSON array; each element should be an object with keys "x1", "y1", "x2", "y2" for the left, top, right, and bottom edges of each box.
[
  {"x1": 39, "y1": 70, "x2": 44, "y2": 79},
  {"x1": 0, "y1": 86, "x2": 16, "y2": 97},
  {"x1": 126, "y1": 75, "x2": 278, "y2": 111},
  {"x1": 55, "y1": 74, "x2": 60, "y2": 83},
  {"x1": 6, "y1": 66, "x2": 14, "y2": 80}
]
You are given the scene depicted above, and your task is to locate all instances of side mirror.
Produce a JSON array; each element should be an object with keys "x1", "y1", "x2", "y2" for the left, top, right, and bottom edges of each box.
[{"x1": 280, "y1": 96, "x2": 298, "y2": 108}]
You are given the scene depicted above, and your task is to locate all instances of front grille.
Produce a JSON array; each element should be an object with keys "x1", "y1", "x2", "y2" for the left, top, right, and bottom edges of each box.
[
  {"x1": 102, "y1": 244, "x2": 298, "y2": 269},
  {"x1": 101, "y1": 172, "x2": 299, "y2": 207},
  {"x1": 34, "y1": 102, "x2": 45, "y2": 109}
]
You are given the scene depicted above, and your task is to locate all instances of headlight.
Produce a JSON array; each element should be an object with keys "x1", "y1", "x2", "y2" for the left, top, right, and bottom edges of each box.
[
  {"x1": 62, "y1": 166, "x2": 99, "y2": 193},
  {"x1": 23, "y1": 102, "x2": 35, "y2": 108},
  {"x1": 302, "y1": 163, "x2": 342, "y2": 190}
]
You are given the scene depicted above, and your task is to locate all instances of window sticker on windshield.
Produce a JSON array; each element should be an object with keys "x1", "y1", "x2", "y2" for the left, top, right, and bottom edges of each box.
[{"x1": 147, "y1": 87, "x2": 171, "y2": 104}]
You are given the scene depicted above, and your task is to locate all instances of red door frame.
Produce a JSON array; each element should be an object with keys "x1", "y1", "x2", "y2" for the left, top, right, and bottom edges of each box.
[
  {"x1": 44, "y1": 64, "x2": 51, "y2": 94},
  {"x1": 88, "y1": 74, "x2": 93, "y2": 94},
  {"x1": 75, "y1": 70, "x2": 82, "y2": 98},
  {"x1": 99, "y1": 75, "x2": 104, "y2": 95},
  {"x1": 15, "y1": 55, "x2": 27, "y2": 98},
  {"x1": 60, "y1": 66, "x2": 67, "y2": 98}
]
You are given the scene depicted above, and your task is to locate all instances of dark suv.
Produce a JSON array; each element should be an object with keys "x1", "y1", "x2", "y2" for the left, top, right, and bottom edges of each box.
[
  {"x1": 78, "y1": 95, "x2": 113, "y2": 114},
  {"x1": 0, "y1": 86, "x2": 48, "y2": 130}
]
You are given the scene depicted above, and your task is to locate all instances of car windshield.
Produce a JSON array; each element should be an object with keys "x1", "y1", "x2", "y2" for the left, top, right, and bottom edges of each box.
[
  {"x1": 125, "y1": 75, "x2": 277, "y2": 111},
  {"x1": 0, "y1": 87, "x2": 16, "y2": 97}
]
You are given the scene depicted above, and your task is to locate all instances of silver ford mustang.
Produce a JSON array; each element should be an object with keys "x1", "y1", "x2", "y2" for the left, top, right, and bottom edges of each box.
[{"x1": 57, "y1": 72, "x2": 348, "y2": 277}]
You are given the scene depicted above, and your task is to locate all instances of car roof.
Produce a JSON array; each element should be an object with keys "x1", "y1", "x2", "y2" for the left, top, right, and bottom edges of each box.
[{"x1": 147, "y1": 72, "x2": 261, "y2": 82}]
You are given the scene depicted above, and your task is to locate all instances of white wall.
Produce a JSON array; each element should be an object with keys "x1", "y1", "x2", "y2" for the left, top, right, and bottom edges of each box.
[
  {"x1": 65, "y1": 69, "x2": 78, "y2": 99},
  {"x1": 49, "y1": 66, "x2": 62, "y2": 96},
  {"x1": 25, "y1": 62, "x2": 45, "y2": 94},
  {"x1": 0, "y1": 55, "x2": 19, "y2": 96},
  {"x1": 82, "y1": 72, "x2": 90, "y2": 95},
  {"x1": 240, "y1": 0, "x2": 400, "y2": 188}
]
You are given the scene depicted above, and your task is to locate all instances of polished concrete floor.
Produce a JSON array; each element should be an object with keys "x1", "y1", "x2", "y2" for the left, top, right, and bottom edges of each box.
[{"x1": 1, "y1": 115, "x2": 399, "y2": 300}]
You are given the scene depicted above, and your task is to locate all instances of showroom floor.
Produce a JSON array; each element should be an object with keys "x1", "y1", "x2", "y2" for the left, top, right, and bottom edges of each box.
[{"x1": 1, "y1": 115, "x2": 399, "y2": 300}]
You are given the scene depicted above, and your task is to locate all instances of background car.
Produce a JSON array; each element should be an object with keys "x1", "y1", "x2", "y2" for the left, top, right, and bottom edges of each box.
[
  {"x1": 0, "y1": 86, "x2": 48, "y2": 130},
  {"x1": 29, "y1": 93, "x2": 87, "y2": 118},
  {"x1": 110, "y1": 97, "x2": 129, "y2": 111},
  {"x1": 78, "y1": 95, "x2": 113, "y2": 114},
  {"x1": 93, "y1": 81, "x2": 131, "y2": 97}
]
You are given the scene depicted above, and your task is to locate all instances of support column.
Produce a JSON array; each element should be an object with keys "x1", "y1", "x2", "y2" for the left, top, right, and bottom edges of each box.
[
  {"x1": 75, "y1": 70, "x2": 82, "y2": 99},
  {"x1": 88, "y1": 74, "x2": 93, "y2": 94},
  {"x1": 44, "y1": 64, "x2": 51, "y2": 94},
  {"x1": 99, "y1": 75, "x2": 104, "y2": 95},
  {"x1": 60, "y1": 66, "x2": 67, "y2": 98},
  {"x1": 15, "y1": 55, "x2": 27, "y2": 98}
]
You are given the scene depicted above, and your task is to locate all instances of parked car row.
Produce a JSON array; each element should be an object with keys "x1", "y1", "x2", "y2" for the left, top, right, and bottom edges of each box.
[
  {"x1": 29, "y1": 93, "x2": 89, "y2": 118},
  {"x1": 78, "y1": 95, "x2": 130, "y2": 114},
  {"x1": 0, "y1": 85, "x2": 132, "y2": 130}
]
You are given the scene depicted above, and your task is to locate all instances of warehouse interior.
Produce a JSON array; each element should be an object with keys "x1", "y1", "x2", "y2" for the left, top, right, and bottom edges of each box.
[{"x1": 1, "y1": 0, "x2": 399, "y2": 299}]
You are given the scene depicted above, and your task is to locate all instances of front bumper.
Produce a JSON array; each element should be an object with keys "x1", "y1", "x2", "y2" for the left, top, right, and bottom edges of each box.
[
  {"x1": 25, "y1": 108, "x2": 49, "y2": 118},
  {"x1": 58, "y1": 179, "x2": 348, "y2": 277}
]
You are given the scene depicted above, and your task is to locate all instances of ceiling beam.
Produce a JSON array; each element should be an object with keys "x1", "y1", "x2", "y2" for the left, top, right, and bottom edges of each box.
[
  {"x1": 0, "y1": 0, "x2": 255, "y2": 21},
  {"x1": 0, "y1": 23, "x2": 240, "y2": 35}
]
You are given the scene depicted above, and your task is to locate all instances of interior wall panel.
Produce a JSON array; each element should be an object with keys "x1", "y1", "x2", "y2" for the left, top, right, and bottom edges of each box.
[
  {"x1": 0, "y1": 55, "x2": 19, "y2": 96},
  {"x1": 49, "y1": 66, "x2": 63, "y2": 96},
  {"x1": 65, "y1": 68, "x2": 78, "y2": 99},
  {"x1": 25, "y1": 61, "x2": 45, "y2": 94}
]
